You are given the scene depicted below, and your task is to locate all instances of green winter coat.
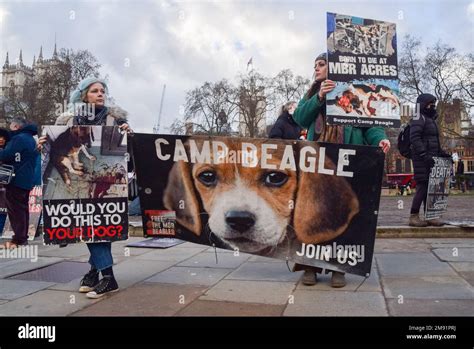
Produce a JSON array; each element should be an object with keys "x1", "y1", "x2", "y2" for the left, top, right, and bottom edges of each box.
[{"x1": 293, "y1": 93, "x2": 387, "y2": 146}]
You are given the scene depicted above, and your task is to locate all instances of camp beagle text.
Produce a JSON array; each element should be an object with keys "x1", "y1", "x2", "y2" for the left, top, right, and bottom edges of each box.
[{"x1": 155, "y1": 138, "x2": 356, "y2": 178}]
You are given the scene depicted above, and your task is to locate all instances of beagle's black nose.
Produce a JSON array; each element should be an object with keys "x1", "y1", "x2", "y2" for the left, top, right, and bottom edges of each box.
[{"x1": 225, "y1": 211, "x2": 256, "y2": 233}]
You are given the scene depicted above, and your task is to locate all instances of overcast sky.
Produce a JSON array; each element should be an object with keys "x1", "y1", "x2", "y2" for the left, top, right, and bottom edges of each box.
[{"x1": 0, "y1": 0, "x2": 473, "y2": 132}]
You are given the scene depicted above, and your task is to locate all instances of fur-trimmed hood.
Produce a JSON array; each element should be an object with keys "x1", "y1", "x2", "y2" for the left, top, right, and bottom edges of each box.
[{"x1": 55, "y1": 105, "x2": 128, "y2": 126}]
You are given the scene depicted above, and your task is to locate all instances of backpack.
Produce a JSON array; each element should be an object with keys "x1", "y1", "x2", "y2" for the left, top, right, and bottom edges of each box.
[
  {"x1": 397, "y1": 124, "x2": 412, "y2": 158},
  {"x1": 397, "y1": 115, "x2": 425, "y2": 159}
]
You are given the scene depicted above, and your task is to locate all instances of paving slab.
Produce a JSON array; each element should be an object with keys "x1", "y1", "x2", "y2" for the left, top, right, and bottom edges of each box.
[
  {"x1": 0, "y1": 289, "x2": 101, "y2": 316},
  {"x1": 374, "y1": 239, "x2": 431, "y2": 253},
  {"x1": 376, "y1": 253, "x2": 456, "y2": 277},
  {"x1": 7, "y1": 261, "x2": 90, "y2": 283},
  {"x1": 145, "y1": 266, "x2": 232, "y2": 286},
  {"x1": 283, "y1": 290, "x2": 388, "y2": 316},
  {"x1": 170, "y1": 243, "x2": 210, "y2": 251},
  {"x1": 0, "y1": 279, "x2": 55, "y2": 300},
  {"x1": 47, "y1": 277, "x2": 84, "y2": 292},
  {"x1": 0, "y1": 258, "x2": 16, "y2": 265},
  {"x1": 387, "y1": 299, "x2": 474, "y2": 316},
  {"x1": 448, "y1": 262, "x2": 474, "y2": 273},
  {"x1": 38, "y1": 244, "x2": 90, "y2": 258},
  {"x1": 430, "y1": 243, "x2": 474, "y2": 248},
  {"x1": 24, "y1": 243, "x2": 57, "y2": 253},
  {"x1": 295, "y1": 266, "x2": 381, "y2": 292},
  {"x1": 71, "y1": 283, "x2": 207, "y2": 316},
  {"x1": 0, "y1": 257, "x2": 62, "y2": 278},
  {"x1": 135, "y1": 247, "x2": 206, "y2": 263},
  {"x1": 200, "y1": 280, "x2": 296, "y2": 305},
  {"x1": 458, "y1": 271, "x2": 474, "y2": 287},
  {"x1": 204, "y1": 246, "x2": 235, "y2": 253},
  {"x1": 177, "y1": 251, "x2": 250, "y2": 269},
  {"x1": 111, "y1": 243, "x2": 155, "y2": 257},
  {"x1": 113, "y1": 237, "x2": 146, "y2": 245},
  {"x1": 423, "y1": 238, "x2": 474, "y2": 244},
  {"x1": 112, "y1": 259, "x2": 175, "y2": 288},
  {"x1": 247, "y1": 255, "x2": 287, "y2": 263},
  {"x1": 225, "y1": 262, "x2": 302, "y2": 282},
  {"x1": 177, "y1": 300, "x2": 285, "y2": 316},
  {"x1": 382, "y1": 276, "x2": 474, "y2": 300},
  {"x1": 48, "y1": 259, "x2": 175, "y2": 291},
  {"x1": 432, "y1": 247, "x2": 474, "y2": 262}
]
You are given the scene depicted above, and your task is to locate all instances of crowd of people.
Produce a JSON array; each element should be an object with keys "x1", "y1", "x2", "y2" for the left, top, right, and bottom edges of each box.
[{"x1": 0, "y1": 53, "x2": 455, "y2": 296}]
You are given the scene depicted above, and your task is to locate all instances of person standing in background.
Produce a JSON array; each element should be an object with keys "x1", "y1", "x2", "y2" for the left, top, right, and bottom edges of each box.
[
  {"x1": 269, "y1": 101, "x2": 302, "y2": 139},
  {"x1": 409, "y1": 93, "x2": 451, "y2": 227},
  {"x1": 0, "y1": 129, "x2": 11, "y2": 234},
  {"x1": 0, "y1": 118, "x2": 39, "y2": 249}
]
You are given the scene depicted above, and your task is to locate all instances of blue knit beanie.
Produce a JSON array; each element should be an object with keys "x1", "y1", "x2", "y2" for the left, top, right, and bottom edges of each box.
[
  {"x1": 315, "y1": 52, "x2": 327, "y2": 62},
  {"x1": 69, "y1": 77, "x2": 108, "y2": 105}
]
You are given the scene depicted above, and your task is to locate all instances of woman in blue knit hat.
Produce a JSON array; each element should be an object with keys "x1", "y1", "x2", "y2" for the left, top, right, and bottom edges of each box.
[
  {"x1": 56, "y1": 77, "x2": 130, "y2": 129},
  {"x1": 55, "y1": 77, "x2": 131, "y2": 298}
]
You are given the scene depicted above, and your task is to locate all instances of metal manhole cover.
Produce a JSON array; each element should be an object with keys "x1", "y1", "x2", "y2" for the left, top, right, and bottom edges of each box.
[{"x1": 7, "y1": 261, "x2": 90, "y2": 283}]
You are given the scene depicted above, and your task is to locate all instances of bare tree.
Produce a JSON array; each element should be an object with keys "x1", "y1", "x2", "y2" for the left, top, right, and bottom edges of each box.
[
  {"x1": 184, "y1": 79, "x2": 238, "y2": 135},
  {"x1": 60, "y1": 49, "x2": 101, "y2": 90},
  {"x1": 455, "y1": 53, "x2": 474, "y2": 110},
  {"x1": 398, "y1": 35, "x2": 427, "y2": 104},
  {"x1": 231, "y1": 70, "x2": 270, "y2": 138},
  {"x1": 178, "y1": 68, "x2": 310, "y2": 138},
  {"x1": 1, "y1": 48, "x2": 102, "y2": 126},
  {"x1": 167, "y1": 119, "x2": 186, "y2": 135},
  {"x1": 268, "y1": 69, "x2": 310, "y2": 113},
  {"x1": 398, "y1": 35, "x2": 474, "y2": 144}
]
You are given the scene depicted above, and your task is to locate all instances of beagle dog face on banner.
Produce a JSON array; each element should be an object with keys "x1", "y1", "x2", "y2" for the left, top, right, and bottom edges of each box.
[
  {"x1": 163, "y1": 137, "x2": 359, "y2": 255},
  {"x1": 192, "y1": 139, "x2": 298, "y2": 254}
]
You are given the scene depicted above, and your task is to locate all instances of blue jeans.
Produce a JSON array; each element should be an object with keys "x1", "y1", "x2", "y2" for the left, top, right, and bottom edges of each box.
[{"x1": 86, "y1": 242, "x2": 113, "y2": 271}]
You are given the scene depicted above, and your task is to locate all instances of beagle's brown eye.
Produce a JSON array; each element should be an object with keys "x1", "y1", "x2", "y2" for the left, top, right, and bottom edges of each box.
[
  {"x1": 264, "y1": 172, "x2": 288, "y2": 187},
  {"x1": 197, "y1": 171, "x2": 217, "y2": 186}
]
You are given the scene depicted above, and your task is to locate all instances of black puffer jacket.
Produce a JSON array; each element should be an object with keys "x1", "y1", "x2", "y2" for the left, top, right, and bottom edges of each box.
[
  {"x1": 410, "y1": 93, "x2": 445, "y2": 181},
  {"x1": 268, "y1": 111, "x2": 302, "y2": 140}
]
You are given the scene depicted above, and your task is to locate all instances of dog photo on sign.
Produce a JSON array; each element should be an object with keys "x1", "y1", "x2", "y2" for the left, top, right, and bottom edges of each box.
[
  {"x1": 158, "y1": 137, "x2": 360, "y2": 256},
  {"x1": 42, "y1": 126, "x2": 128, "y2": 200},
  {"x1": 327, "y1": 79, "x2": 400, "y2": 118},
  {"x1": 133, "y1": 133, "x2": 385, "y2": 276}
]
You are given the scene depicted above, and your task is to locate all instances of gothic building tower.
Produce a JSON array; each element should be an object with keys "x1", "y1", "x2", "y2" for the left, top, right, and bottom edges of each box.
[{"x1": 0, "y1": 45, "x2": 60, "y2": 98}]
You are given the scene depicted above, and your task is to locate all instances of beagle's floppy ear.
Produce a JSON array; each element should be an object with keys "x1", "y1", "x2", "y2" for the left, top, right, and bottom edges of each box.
[
  {"x1": 163, "y1": 160, "x2": 202, "y2": 236},
  {"x1": 293, "y1": 143, "x2": 359, "y2": 244}
]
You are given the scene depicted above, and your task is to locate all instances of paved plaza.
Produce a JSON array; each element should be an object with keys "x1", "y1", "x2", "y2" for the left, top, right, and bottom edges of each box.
[{"x1": 0, "y1": 196, "x2": 472, "y2": 316}]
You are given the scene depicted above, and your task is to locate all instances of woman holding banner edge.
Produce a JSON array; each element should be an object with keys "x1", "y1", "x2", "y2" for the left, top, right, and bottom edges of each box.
[
  {"x1": 40, "y1": 77, "x2": 131, "y2": 298},
  {"x1": 292, "y1": 52, "x2": 391, "y2": 287}
]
